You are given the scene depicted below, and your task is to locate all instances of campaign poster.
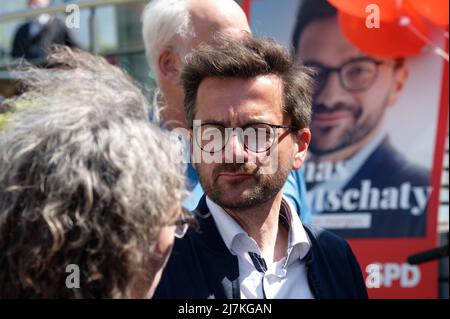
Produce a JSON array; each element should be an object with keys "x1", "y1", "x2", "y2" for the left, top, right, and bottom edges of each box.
[{"x1": 243, "y1": 0, "x2": 448, "y2": 298}]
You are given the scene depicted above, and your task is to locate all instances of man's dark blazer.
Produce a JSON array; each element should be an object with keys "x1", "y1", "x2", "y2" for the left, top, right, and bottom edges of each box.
[
  {"x1": 11, "y1": 16, "x2": 79, "y2": 62},
  {"x1": 154, "y1": 196, "x2": 368, "y2": 299},
  {"x1": 309, "y1": 137, "x2": 431, "y2": 239}
]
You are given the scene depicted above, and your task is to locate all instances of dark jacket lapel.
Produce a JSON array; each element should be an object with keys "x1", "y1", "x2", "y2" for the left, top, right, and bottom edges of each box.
[{"x1": 190, "y1": 196, "x2": 240, "y2": 299}]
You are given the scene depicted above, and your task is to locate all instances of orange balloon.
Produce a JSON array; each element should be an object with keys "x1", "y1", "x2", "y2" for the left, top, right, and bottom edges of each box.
[
  {"x1": 328, "y1": 0, "x2": 403, "y2": 22},
  {"x1": 338, "y1": 9, "x2": 428, "y2": 58},
  {"x1": 406, "y1": 0, "x2": 449, "y2": 26}
]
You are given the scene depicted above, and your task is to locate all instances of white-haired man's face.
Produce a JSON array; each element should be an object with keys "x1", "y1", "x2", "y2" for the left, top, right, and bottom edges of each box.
[{"x1": 154, "y1": 0, "x2": 251, "y2": 128}]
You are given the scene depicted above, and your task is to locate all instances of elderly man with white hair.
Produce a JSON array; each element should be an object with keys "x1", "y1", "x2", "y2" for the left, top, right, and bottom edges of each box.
[{"x1": 142, "y1": 0, "x2": 250, "y2": 128}]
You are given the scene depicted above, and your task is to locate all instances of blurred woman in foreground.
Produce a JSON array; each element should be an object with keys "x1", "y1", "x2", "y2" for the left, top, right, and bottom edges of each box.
[{"x1": 0, "y1": 47, "x2": 188, "y2": 298}]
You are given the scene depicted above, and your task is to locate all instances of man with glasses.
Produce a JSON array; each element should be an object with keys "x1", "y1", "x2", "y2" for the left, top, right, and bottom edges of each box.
[
  {"x1": 292, "y1": 0, "x2": 430, "y2": 238},
  {"x1": 154, "y1": 34, "x2": 367, "y2": 299},
  {"x1": 141, "y1": 0, "x2": 312, "y2": 224}
]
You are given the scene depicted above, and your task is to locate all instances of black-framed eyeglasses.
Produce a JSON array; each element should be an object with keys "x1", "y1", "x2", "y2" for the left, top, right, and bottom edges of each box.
[
  {"x1": 304, "y1": 57, "x2": 385, "y2": 95},
  {"x1": 174, "y1": 208, "x2": 195, "y2": 239},
  {"x1": 193, "y1": 122, "x2": 299, "y2": 153}
]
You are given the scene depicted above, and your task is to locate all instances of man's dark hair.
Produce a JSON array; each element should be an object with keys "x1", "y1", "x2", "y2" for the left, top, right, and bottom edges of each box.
[
  {"x1": 182, "y1": 34, "x2": 313, "y2": 130},
  {"x1": 292, "y1": 0, "x2": 337, "y2": 53}
]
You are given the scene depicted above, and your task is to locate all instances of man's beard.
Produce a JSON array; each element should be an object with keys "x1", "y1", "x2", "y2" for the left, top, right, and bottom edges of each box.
[
  {"x1": 198, "y1": 160, "x2": 292, "y2": 211},
  {"x1": 309, "y1": 101, "x2": 383, "y2": 156}
]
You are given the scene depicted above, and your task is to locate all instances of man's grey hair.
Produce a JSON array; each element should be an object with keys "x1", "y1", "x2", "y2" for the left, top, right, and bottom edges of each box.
[
  {"x1": 142, "y1": 0, "x2": 195, "y2": 83},
  {"x1": 0, "y1": 47, "x2": 186, "y2": 298}
]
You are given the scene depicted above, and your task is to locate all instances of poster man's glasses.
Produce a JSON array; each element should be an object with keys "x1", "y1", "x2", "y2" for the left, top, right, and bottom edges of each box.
[{"x1": 304, "y1": 57, "x2": 392, "y2": 94}]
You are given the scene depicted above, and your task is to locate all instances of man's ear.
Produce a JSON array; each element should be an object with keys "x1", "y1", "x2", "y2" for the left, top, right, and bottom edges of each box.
[
  {"x1": 158, "y1": 47, "x2": 182, "y2": 84},
  {"x1": 386, "y1": 63, "x2": 408, "y2": 107},
  {"x1": 292, "y1": 128, "x2": 311, "y2": 170}
]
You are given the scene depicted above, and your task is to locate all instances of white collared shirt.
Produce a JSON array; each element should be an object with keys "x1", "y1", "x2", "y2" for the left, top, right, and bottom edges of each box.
[
  {"x1": 206, "y1": 196, "x2": 315, "y2": 299},
  {"x1": 29, "y1": 14, "x2": 51, "y2": 37}
]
